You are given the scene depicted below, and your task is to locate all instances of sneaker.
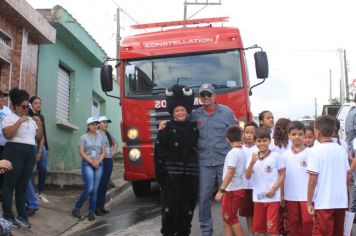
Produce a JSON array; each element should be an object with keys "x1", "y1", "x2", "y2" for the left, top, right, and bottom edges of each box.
[
  {"x1": 100, "y1": 208, "x2": 110, "y2": 214},
  {"x1": 72, "y1": 208, "x2": 81, "y2": 219},
  {"x1": 4, "y1": 217, "x2": 20, "y2": 228},
  {"x1": 88, "y1": 212, "x2": 95, "y2": 221},
  {"x1": 94, "y1": 208, "x2": 104, "y2": 216},
  {"x1": 38, "y1": 193, "x2": 49, "y2": 203},
  {"x1": 15, "y1": 216, "x2": 31, "y2": 228}
]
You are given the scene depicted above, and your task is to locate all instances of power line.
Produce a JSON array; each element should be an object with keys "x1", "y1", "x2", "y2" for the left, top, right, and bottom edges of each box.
[{"x1": 110, "y1": 0, "x2": 141, "y2": 25}]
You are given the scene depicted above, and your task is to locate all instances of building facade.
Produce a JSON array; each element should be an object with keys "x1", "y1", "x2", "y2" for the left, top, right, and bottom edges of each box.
[
  {"x1": 37, "y1": 6, "x2": 121, "y2": 172},
  {"x1": 0, "y1": 0, "x2": 55, "y2": 96}
]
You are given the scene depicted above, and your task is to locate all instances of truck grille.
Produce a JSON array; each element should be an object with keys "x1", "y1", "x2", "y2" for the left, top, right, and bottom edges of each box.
[{"x1": 149, "y1": 108, "x2": 170, "y2": 140}]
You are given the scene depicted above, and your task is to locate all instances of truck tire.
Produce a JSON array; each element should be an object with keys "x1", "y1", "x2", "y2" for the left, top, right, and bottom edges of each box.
[{"x1": 132, "y1": 180, "x2": 151, "y2": 197}]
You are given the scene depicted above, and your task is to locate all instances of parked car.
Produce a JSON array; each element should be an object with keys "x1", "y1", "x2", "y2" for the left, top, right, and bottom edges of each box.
[
  {"x1": 336, "y1": 102, "x2": 355, "y2": 140},
  {"x1": 300, "y1": 119, "x2": 314, "y2": 126}
]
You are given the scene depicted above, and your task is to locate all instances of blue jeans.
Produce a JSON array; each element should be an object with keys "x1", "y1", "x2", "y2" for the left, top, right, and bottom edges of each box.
[
  {"x1": 74, "y1": 161, "x2": 103, "y2": 213},
  {"x1": 26, "y1": 180, "x2": 39, "y2": 209},
  {"x1": 198, "y1": 165, "x2": 223, "y2": 236},
  {"x1": 96, "y1": 158, "x2": 113, "y2": 209},
  {"x1": 37, "y1": 147, "x2": 48, "y2": 193}
]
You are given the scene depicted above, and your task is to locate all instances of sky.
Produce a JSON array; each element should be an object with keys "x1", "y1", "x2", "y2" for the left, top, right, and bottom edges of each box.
[{"x1": 26, "y1": 0, "x2": 356, "y2": 120}]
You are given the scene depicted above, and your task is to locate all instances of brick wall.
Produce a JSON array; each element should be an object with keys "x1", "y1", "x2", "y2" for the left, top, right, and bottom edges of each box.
[{"x1": 0, "y1": 15, "x2": 39, "y2": 96}]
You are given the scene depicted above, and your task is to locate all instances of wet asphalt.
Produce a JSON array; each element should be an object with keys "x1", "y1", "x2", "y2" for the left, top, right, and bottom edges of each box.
[{"x1": 72, "y1": 184, "x2": 228, "y2": 236}]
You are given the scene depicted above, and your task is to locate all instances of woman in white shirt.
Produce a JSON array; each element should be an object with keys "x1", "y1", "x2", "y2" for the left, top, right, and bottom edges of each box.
[{"x1": 1, "y1": 88, "x2": 42, "y2": 228}]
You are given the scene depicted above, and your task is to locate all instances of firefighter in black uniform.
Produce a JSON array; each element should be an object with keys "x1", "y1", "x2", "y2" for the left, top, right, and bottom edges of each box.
[{"x1": 154, "y1": 84, "x2": 199, "y2": 236}]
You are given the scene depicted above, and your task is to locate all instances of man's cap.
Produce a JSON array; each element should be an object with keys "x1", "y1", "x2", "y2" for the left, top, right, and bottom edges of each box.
[
  {"x1": 86, "y1": 116, "x2": 98, "y2": 124},
  {"x1": 166, "y1": 84, "x2": 195, "y2": 115},
  {"x1": 98, "y1": 116, "x2": 112, "y2": 123},
  {"x1": 0, "y1": 90, "x2": 8, "y2": 97},
  {"x1": 199, "y1": 83, "x2": 215, "y2": 95}
]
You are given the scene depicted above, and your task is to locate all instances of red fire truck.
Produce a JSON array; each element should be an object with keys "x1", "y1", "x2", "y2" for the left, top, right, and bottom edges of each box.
[{"x1": 101, "y1": 17, "x2": 268, "y2": 197}]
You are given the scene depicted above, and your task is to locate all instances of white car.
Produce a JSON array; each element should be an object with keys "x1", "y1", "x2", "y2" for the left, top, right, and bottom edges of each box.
[{"x1": 336, "y1": 102, "x2": 355, "y2": 140}]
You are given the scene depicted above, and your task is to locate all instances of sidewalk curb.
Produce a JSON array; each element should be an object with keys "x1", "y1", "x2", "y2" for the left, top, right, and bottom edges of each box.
[
  {"x1": 60, "y1": 181, "x2": 131, "y2": 235},
  {"x1": 105, "y1": 181, "x2": 131, "y2": 205}
]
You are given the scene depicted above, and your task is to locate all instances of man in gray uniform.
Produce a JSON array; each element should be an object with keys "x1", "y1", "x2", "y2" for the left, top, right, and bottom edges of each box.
[
  {"x1": 345, "y1": 96, "x2": 356, "y2": 217},
  {"x1": 191, "y1": 84, "x2": 238, "y2": 236}
]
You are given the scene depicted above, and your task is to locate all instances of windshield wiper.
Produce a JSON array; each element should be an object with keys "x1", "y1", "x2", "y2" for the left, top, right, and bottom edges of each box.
[{"x1": 151, "y1": 88, "x2": 166, "y2": 95}]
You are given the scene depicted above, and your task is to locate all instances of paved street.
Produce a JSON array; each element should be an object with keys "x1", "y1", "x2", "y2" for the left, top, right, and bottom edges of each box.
[
  {"x1": 71, "y1": 184, "x2": 247, "y2": 236},
  {"x1": 66, "y1": 183, "x2": 356, "y2": 236}
]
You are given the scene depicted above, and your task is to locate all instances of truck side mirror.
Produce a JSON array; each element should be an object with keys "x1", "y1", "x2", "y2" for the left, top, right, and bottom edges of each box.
[
  {"x1": 254, "y1": 51, "x2": 269, "y2": 79},
  {"x1": 100, "y1": 64, "x2": 113, "y2": 92}
]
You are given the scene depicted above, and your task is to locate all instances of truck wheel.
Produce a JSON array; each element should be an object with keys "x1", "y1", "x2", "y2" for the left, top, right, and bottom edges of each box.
[{"x1": 132, "y1": 180, "x2": 151, "y2": 197}]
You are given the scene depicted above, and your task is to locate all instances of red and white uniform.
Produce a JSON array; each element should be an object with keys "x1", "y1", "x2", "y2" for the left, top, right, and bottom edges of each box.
[
  {"x1": 251, "y1": 151, "x2": 285, "y2": 234},
  {"x1": 307, "y1": 141, "x2": 350, "y2": 236},
  {"x1": 241, "y1": 143, "x2": 258, "y2": 218},
  {"x1": 221, "y1": 146, "x2": 246, "y2": 225},
  {"x1": 283, "y1": 147, "x2": 310, "y2": 201},
  {"x1": 283, "y1": 147, "x2": 313, "y2": 236},
  {"x1": 251, "y1": 151, "x2": 285, "y2": 203}
]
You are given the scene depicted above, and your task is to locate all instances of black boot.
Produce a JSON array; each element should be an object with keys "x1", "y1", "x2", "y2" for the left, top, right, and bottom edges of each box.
[
  {"x1": 88, "y1": 212, "x2": 95, "y2": 221},
  {"x1": 95, "y1": 208, "x2": 104, "y2": 216},
  {"x1": 100, "y1": 207, "x2": 110, "y2": 214}
]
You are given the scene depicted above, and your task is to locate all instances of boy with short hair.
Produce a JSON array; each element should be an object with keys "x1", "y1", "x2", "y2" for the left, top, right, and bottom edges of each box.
[
  {"x1": 241, "y1": 121, "x2": 258, "y2": 234},
  {"x1": 307, "y1": 115, "x2": 351, "y2": 236},
  {"x1": 215, "y1": 126, "x2": 246, "y2": 236},
  {"x1": 246, "y1": 127, "x2": 286, "y2": 236},
  {"x1": 283, "y1": 121, "x2": 313, "y2": 236}
]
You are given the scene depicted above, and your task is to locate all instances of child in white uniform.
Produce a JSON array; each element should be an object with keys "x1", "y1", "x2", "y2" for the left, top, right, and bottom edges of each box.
[
  {"x1": 283, "y1": 121, "x2": 312, "y2": 236},
  {"x1": 241, "y1": 121, "x2": 259, "y2": 234},
  {"x1": 246, "y1": 127, "x2": 285, "y2": 236},
  {"x1": 307, "y1": 115, "x2": 350, "y2": 236}
]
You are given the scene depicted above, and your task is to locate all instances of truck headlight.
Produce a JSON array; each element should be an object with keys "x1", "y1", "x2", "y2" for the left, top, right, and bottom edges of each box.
[
  {"x1": 129, "y1": 148, "x2": 141, "y2": 161},
  {"x1": 127, "y1": 128, "x2": 138, "y2": 140},
  {"x1": 239, "y1": 121, "x2": 245, "y2": 129}
]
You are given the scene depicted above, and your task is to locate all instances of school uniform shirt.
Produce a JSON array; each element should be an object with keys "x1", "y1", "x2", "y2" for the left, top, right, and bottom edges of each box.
[
  {"x1": 251, "y1": 151, "x2": 285, "y2": 203},
  {"x1": 313, "y1": 139, "x2": 320, "y2": 147},
  {"x1": 283, "y1": 147, "x2": 310, "y2": 201},
  {"x1": 0, "y1": 106, "x2": 11, "y2": 146},
  {"x1": 307, "y1": 141, "x2": 350, "y2": 209},
  {"x1": 223, "y1": 146, "x2": 246, "y2": 191},
  {"x1": 270, "y1": 139, "x2": 291, "y2": 154},
  {"x1": 242, "y1": 144, "x2": 258, "y2": 189},
  {"x1": 331, "y1": 137, "x2": 348, "y2": 153},
  {"x1": 1, "y1": 112, "x2": 38, "y2": 145}
]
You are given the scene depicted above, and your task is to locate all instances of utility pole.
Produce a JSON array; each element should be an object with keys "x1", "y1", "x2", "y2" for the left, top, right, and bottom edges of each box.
[
  {"x1": 344, "y1": 49, "x2": 350, "y2": 102},
  {"x1": 183, "y1": 0, "x2": 221, "y2": 22},
  {"x1": 339, "y1": 48, "x2": 345, "y2": 103},
  {"x1": 116, "y1": 8, "x2": 121, "y2": 60},
  {"x1": 314, "y1": 97, "x2": 318, "y2": 118},
  {"x1": 329, "y1": 69, "x2": 332, "y2": 104}
]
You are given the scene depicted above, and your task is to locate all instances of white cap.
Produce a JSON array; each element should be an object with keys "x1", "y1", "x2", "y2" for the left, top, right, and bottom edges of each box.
[
  {"x1": 86, "y1": 116, "x2": 98, "y2": 124},
  {"x1": 98, "y1": 116, "x2": 112, "y2": 123}
]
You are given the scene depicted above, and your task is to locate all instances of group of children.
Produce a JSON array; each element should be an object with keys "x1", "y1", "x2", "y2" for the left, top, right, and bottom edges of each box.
[{"x1": 215, "y1": 111, "x2": 352, "y2": 236}]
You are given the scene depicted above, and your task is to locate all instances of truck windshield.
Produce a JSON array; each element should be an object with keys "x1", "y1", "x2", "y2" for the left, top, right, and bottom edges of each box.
[{"x1": 124, "y1": 50, "x2": 243, "y2": 96}]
